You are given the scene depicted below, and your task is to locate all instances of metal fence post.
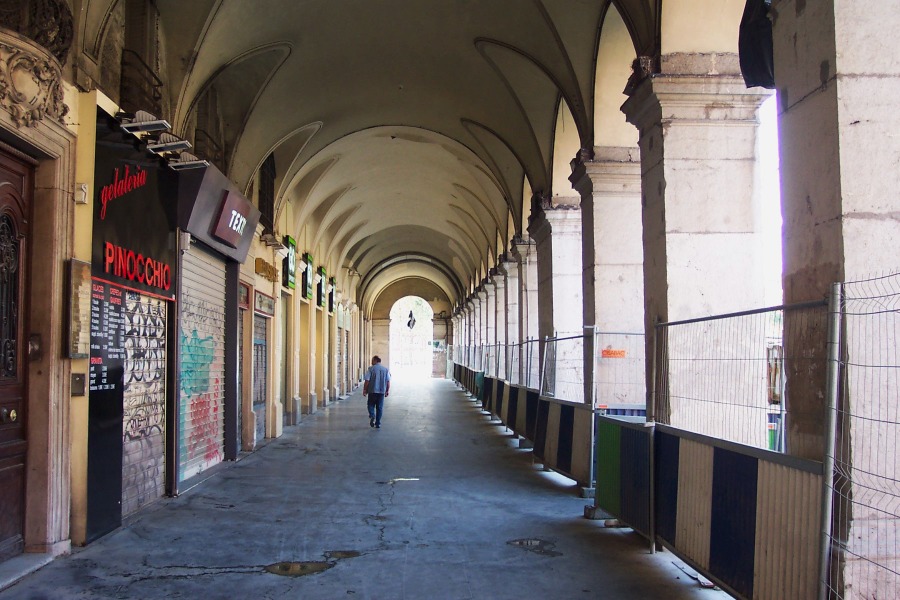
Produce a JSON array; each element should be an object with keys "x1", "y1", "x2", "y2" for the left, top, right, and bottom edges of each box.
[
  {"x1": 648, "y1": 320, "x2": 659, "y2": 424},
  {"x1": 819, "y1": 282, "x2": 842, "y2": 600}
]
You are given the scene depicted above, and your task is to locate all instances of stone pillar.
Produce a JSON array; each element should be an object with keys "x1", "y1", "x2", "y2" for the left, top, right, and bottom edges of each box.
[
  {"x1": 484, "y1": 278, "x2": 497, "y2": 375},
  {"x1": 622, "y1": 55, "x2": 770, "y2": 419},
  {"x1": 475, "y1": 288, "x2": 487, "y2": 370},
  {"x1": 528, "y1": 201, "x2": 584, "y2": 400},
  {"x1": 571, "y1": 147, "x2": 645, "y2": 406},
  {"x1": 465, "y1": 300, "x2": 476, "y2": 366},
  {"x1": 772, "y1": 2, "x2": 900, "y2": 595},
  {"x1": 511, "y1": 236, "x2": 538, "y2": 385},
  {"x1": 493, "y1": 266, "x2": 509, "y2": 380}
]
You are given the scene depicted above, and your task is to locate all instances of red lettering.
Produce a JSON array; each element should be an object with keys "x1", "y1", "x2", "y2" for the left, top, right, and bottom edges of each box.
[
  {"x1": 101, "y1": 241, "x2": 172, "y2": 292},
  {"x1": 99, "y1": 165, "x2": 149, "y2": 220},
  {"x1": 90, "y1": 357, "x2": 102, "y2": 364},
  {"x1": 104, "y1": 242, "x2": 114, "y2": 274}
]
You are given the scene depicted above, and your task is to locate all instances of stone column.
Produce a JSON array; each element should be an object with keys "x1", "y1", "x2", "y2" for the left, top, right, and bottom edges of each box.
[
  {"x1": 493, "y1": 266, "x2": 509, "y2": 380},
  {"x1": 528, "y1": 200, "x2": 584, "y2": 400},
  {"x1": 511, "y1": 236, "x2": 538, "y2": 385},
  {"x1": 772, "y1": 2, "x2": 900, "y2": 595},
  {"x1": 622, "y1": 55, "x2": 770, "y2": 420},
  {"x1": 483, "y1": 278, "x2": 497, "y2": 375},
  {"x1": 571, "y1": 147, "x2": 645, "y2": 406}
]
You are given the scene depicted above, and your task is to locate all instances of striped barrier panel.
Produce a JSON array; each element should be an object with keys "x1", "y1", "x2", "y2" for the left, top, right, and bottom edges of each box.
[
  {"x1": 655, "y1": 425, "x2": 823, "y2": 600},
  {"x1": 531, "y1": 397, "x2": 595, "y2": 488},
  {"x1": 594, "y1": 415, "x2": 653, "y2": 541},
  {"x1": 483, "y1": 376, "x2": 495, "y2": 412}
]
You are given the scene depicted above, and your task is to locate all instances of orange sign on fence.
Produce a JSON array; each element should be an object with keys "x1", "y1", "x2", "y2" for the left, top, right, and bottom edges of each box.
[{"x1": 601, "y1": 349, "x2": 627, "y2": 358}]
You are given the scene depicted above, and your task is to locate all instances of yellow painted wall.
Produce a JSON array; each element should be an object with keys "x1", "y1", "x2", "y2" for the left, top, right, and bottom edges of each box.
[{"x1": 660, "y1": 0, "x2": 744, "y2": 55}]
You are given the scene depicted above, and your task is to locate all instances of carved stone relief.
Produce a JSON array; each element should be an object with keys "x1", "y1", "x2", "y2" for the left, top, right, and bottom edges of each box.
[{"x1": 0, "y1": 31, "x2": 69, "y2": 128}]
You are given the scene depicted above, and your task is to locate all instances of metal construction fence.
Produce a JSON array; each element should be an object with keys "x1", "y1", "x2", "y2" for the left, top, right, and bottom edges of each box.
[
  {"x1": 541, "y1": 334, "x2": 585, "y2": 403},
  {"x1": 653, "y1": 301, "x2": 829, "y2": 453},
  {"x1": 825, "y1": 274, "x2": 900, "y2": 599},
  {"x1": 592, "y1": 331, "x2": 646, "y2": 411}
]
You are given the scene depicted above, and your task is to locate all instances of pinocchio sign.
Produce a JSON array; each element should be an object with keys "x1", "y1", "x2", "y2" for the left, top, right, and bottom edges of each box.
[{"x1": 91, "y1": 108, "x2": 176, "y2": 299}]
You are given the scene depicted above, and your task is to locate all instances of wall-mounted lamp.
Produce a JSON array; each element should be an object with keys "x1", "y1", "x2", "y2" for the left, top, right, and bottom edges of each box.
[
  {"x1": 260, "y1": 232, "x2": 284, "y2": 249},
  {"x1": 118, "y1": 110, "x2": 171, "y2": 133},
  {"x1": 147, "y1": 132, "x2": 192, "y2": 154},
  {"x1": 167, "y1": 151, "x2": 209, "y2": 171}
]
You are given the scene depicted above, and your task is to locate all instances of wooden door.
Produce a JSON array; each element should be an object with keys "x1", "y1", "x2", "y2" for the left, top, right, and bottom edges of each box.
[{"x1": 0, "y1": 149, "x2": 31, "y2": 561}]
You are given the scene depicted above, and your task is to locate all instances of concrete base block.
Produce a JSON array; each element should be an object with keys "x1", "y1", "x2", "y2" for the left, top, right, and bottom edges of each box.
[
  {"x1": 580, "y1": 487, "x2": 595, "y2": 499},
  {"x1": 518, "y1": 438, "x2": 533, "y2": 449}
]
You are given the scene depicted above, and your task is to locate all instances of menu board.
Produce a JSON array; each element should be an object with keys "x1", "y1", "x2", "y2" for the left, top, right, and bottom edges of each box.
[{"x1": 89, "y1": 279, "x2": 126, "y2": 393}]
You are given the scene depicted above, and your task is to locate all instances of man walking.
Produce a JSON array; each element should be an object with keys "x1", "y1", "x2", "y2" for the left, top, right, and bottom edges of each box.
[{"x1": 363, "y1": 355, "x2": 391, "y2": 428}]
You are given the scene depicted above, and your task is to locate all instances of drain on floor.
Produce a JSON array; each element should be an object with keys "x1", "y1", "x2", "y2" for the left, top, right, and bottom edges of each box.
[
  {"x1": 507, "y1": 538, "x2": 562, "y2": 557},
  {"x1": 265, "y1": 561, "x2": 334, "y2": 577}
]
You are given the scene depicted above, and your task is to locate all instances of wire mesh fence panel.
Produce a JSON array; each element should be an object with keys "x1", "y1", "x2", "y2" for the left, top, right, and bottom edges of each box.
[
  {"x1": 655, "y1": 302, "x2": 828, "y2": 452},
  {"x1": 506, "y1": 344, "x2": 520, "y2": 385},
  {"x1": 541, "y1": 335, "x2": 585, "y2": 403},
  {"x1": 523, "y1": 339, "x2": 540, "y2": 390},
  {"x1": 593, "y1": 331, "x2": 646, "y2": 410},
  {"x1": 826, "y1": 274, "x2": 900, "y2": 599},
  {"x1": 484, "y1": 344, "x2": 497, "y2": 377}
]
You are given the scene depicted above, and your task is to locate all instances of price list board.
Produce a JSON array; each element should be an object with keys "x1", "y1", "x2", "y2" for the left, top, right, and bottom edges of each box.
[{"x1": 89, "y1": 280, "x2": 126, "y2": 394}]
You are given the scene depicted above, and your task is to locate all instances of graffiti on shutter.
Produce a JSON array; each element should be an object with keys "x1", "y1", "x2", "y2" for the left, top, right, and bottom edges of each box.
[
  {"x1": 179, "y1": 247, "x2": 226, "y2": 482},
  {"x1": 122, "y1": 291, "x2": 167, "y2": 516}
]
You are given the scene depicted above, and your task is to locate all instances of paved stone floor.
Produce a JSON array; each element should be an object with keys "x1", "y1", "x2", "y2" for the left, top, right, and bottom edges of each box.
[{"x1": 1, "y1": 378, "x2": 728, "y2": 599}]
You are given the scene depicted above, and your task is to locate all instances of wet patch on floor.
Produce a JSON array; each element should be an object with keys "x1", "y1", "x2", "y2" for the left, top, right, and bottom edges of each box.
[
  {"x1": 265, "y1": 550, "x2": 362, "y2": 577},
  {"x1": 507, "y1": 538, "x2": 562, "y2": 557},
  {"x1": 324, "y1": 550, "x2": 361, "y2": 560}
]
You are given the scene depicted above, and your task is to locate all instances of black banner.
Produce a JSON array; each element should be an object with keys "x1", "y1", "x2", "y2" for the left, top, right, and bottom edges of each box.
[{"x1": 92, "y1": 108, "x2": 177, "y2": 298}]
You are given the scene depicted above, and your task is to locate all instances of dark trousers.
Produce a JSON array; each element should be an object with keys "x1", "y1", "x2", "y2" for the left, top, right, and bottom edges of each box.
[{"x1": 367, "y1": 393, "x2": 385, "y2": 425}]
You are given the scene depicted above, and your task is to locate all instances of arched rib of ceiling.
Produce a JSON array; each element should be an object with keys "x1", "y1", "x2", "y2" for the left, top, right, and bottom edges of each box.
[
  {"x1": 313, "y1": 203, "x2": 363, "y2": 253},
  {"x1": 343, "y1": 226, "x2": 478, "y2": 291},
  {"x1": 362, "y1": 265, "x2": 458, "y2": 316},
  {"x1": 179, "y1": 43, "x2": 292, "y2": 174},
  {"x1": 283, "y1": 127, "x2": 503, "y2": 287},
  {"x1": 360, "y1": 253, "x2": 464, "y2": 302},
  {"x1": 370, "y1": 278, "x2": 452, "y2": 320},
  {"x1": 609, "y1": 0, "x2": 659, "y2": 58}
]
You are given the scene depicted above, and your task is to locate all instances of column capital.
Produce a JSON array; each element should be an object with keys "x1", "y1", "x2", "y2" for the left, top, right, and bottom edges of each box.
[
  {"x1": 622, "y1": 70, "x2": 771, "y2": 134},
  {"x1": 528, "y1": 204, "x2": 582, "y2": 244}
]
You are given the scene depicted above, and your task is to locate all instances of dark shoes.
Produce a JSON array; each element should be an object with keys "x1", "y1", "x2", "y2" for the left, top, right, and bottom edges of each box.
[
  {"x1": 375, "y1": 424, "x2": 381, "y2": 428},
  {"x1": 369, "y1": 417, "x2": 375, "y2": 428}
]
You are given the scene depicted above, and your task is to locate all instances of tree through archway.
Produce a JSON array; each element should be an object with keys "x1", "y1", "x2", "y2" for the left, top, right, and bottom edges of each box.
[{"x1": 389, "y1": 296, "x2": 434, "y2": 380}]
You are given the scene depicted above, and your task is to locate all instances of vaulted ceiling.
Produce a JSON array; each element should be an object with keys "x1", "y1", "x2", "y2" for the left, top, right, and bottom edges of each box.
[{"x1": 85, "y1": 0, "x2": 667, "y2": 310}]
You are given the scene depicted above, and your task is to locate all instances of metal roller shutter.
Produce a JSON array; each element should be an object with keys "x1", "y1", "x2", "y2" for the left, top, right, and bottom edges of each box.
[
  {"x1": 121, "y1": 292, "x2": 167, "y2": 516},
  {"x1": 179, "y1": 244, "x2": 226, "y2": 482}
]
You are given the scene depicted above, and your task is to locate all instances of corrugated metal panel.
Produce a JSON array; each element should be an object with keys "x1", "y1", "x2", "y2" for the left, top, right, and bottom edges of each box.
[
  {"x1": 543, "y1": 403, "x2": 561, "y2": 469},
  {"x1": 754, "y1": 460, "x2": 822, "y2": 600},
  {"x1": 179, "y1": 245, "x2": 226, "y2": 482},
  {"x1": 506, "y1": 386, "x2": 518, "y2": 436},
  {"x1": 121, "y1": 292, "x2": 167, "y2": 516},
  {"x1": 596, "y1": 420, "x2": 622, "y2": 517},
  {"x1": 569, "y1": 406, "x2": 593, "y2": 486},
  {"x1": 253, "y1": 314, "x2": 267, "y2": 443},
  {"x1": 533, "y1": 399, "x2": 550, "y2": 461},
  {"x1": 620, "y1": 425, "x2": 652, "y2": 538},
  {"x1": 655, "y1": 432, "x2": 680, "y2": 543},
  {"x1": 676, "y1": 439, "x2": 714, "y2": 570},
  {"x1": 709, "y1": 448, "x2": 759, "y2": 599}
]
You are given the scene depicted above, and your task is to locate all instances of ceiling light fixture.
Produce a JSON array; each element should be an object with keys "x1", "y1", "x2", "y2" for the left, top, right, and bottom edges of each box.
[
  {"x1": 167, "y1": 151, "x2": 209, "y2": 171},
  {"x1": 118, "y1": 110, "x2": 171, "y2": 133},
  {"x1": 147, "y1": 132, "x2": 192, "y2": 154}
]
